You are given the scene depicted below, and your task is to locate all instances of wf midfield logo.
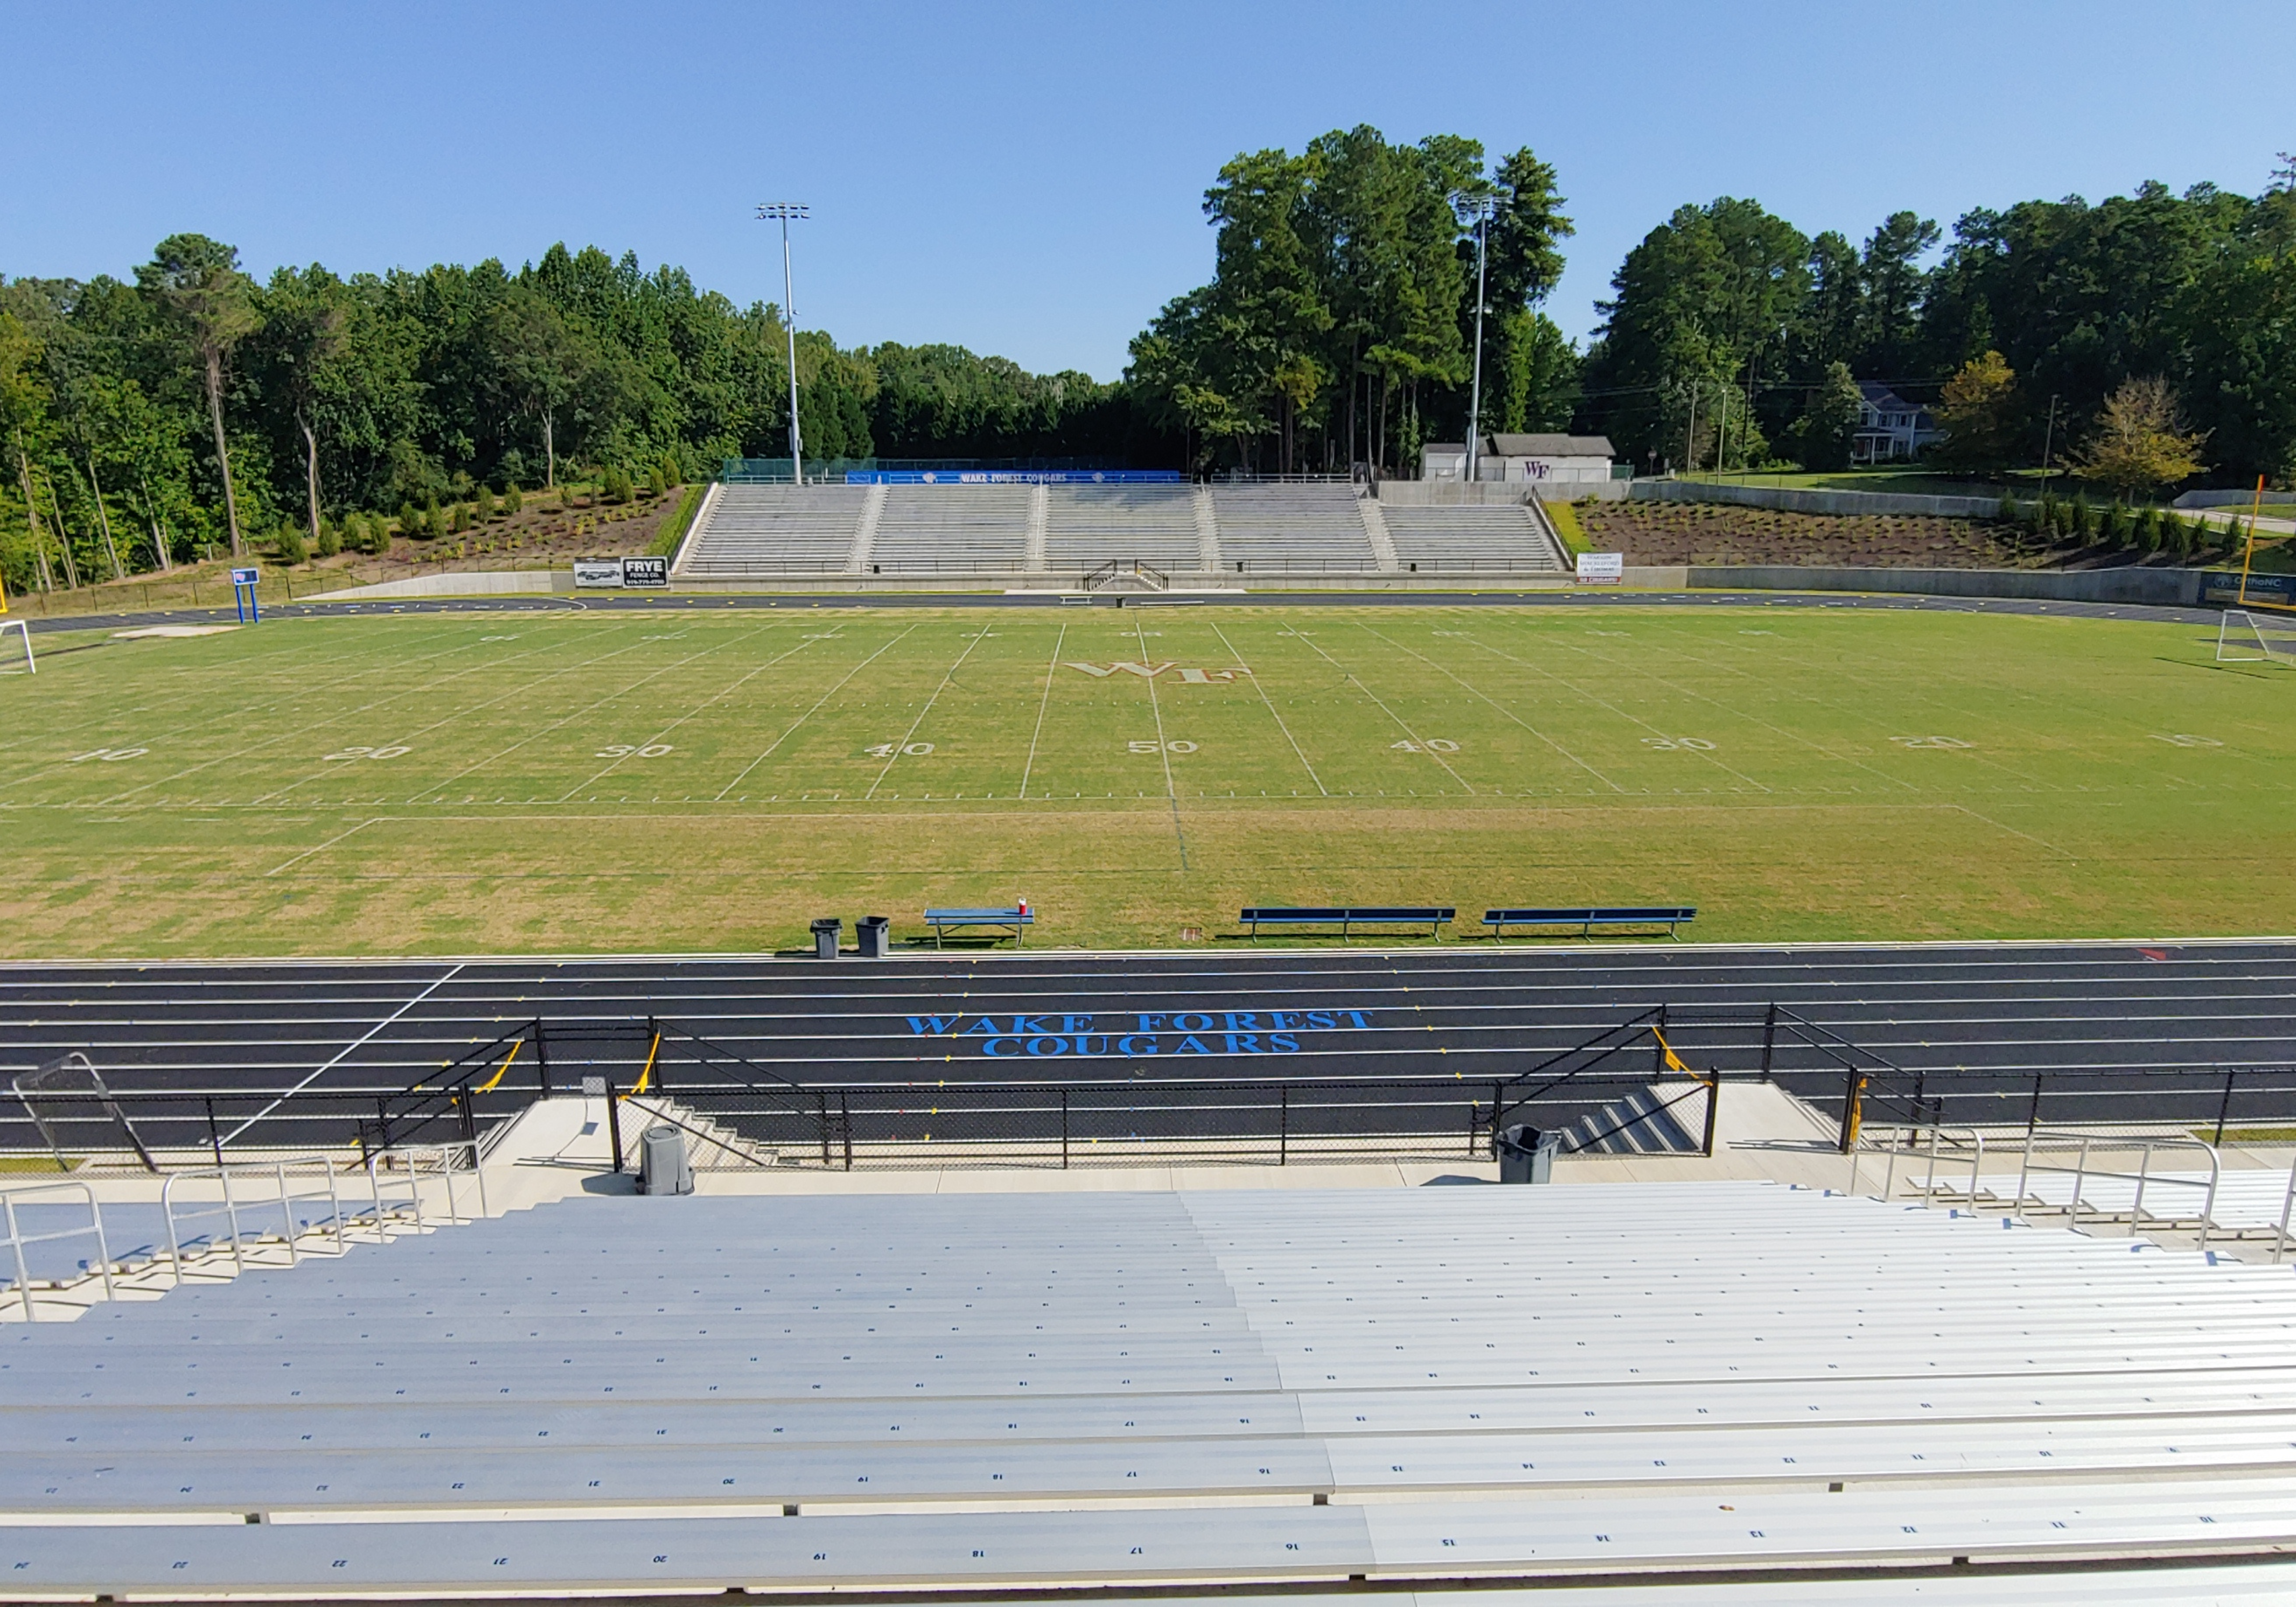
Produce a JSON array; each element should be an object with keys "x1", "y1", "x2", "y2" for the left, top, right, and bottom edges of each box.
[
  {"x1": 1063, "y1": 663, "x2": 1252, "y2": 682},
  {"x1": 904, "y1": 1007, "x2": 1372, "y2": 1057}
]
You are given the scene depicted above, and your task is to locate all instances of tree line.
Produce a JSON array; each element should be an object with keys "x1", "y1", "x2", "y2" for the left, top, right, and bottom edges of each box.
[{"x1": 1, "y1": 237, "x2": 1134, "y2": 592}]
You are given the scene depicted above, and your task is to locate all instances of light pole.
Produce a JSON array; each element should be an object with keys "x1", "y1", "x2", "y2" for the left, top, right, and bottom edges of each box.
[
  {"x1": 757, "y1": 203, "x2": 810, "y2": 483},
  {"x1": 1462, "y1": 196, "x2": 1493, "y2": 484}
]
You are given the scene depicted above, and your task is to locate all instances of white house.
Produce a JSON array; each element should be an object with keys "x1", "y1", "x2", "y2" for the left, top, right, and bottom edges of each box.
[
  {"x1": 1853, "y1": 383, "x2": 1945, "y2": 463},
  {"x1": 1422, "y1": 434, "x2": 1615, "y2": 485}
]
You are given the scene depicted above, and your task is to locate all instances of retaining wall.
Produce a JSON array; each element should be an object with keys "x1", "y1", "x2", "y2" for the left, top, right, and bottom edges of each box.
[
  {"x1": 1686, "y1": 564, "x2": 2203, "y2": 607},
  {"x1": 319, "y1": 569, "x2": 575, "y2": 601},
  {"x1": 1631, "y1": 479, "x2": 2004, "y2": 519}
]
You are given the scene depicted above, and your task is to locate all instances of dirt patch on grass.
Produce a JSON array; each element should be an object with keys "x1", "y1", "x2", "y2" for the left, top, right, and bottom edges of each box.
[{"x1": 1582, "y1": 500, "x2": 2033, "y2": 569}]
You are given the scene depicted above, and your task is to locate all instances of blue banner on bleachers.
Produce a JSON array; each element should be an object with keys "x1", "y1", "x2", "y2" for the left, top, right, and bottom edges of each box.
[{"x1": 845, "y1": 469, "x2": 1184, "y2": 486}]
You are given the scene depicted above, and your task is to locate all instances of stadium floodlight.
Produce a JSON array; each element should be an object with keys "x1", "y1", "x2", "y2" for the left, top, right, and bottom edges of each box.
[
  {"x1": 1454, "y1": 193, "x2": 1496, "y2": 485},
  {"x1": 0, "y1": 617, "x2": 31, "y2": 675},
  {"x1": 757, "y1": 203, "x2": 811, "y2": 484}
]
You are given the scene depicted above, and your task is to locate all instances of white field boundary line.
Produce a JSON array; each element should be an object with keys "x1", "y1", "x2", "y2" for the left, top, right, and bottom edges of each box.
[
  {"x1": 78, "y1": 623, "x2": 648, "y2": 807},
  {"x1": 0, "y1": 623, "x2": 506, "y2": 790},
  {"x1": 0, "y1": 618, "x2": 487, "y2": 763},
  {"x1": 1443, "y1": 622, "x2": 1774, "y2": 795},
  {"x1": 551, "y1": 621, "x2": 811, "y2": 800},
  {"x1": 258, "y1": 626, "x2": 691, "y2": 807},
  {"x1": 2, "y1": 932, "x2": 2291, "y2": 970},
  {"x1": 862, "y1": 627, "x2": 992, "y2": 800},
  {"x1": 1016, "y1": 620, "x2": 1066, "y2": 801},
  {"x1": 1556, "y1": 620, "x2": 1925, "y2": 796},
  {"x1": 713, "y1": 624, "x2": 922, "y2": 800},
  {"x1": 1282, "y1": 630, "x2": 1475, "y2": 795},
  {"x1": 216, "y1": 963, "x2": 467, "y2": 1145},
  {"x1": 1131, "y1": 611, "x2": 1188, "y2": 869},
  {"x1": 1353, "y1": 620, "x2": 1620, "y2": 794},
  {"x1": 1208, "y1": 619, "x2": 1326, "y2": 797}
]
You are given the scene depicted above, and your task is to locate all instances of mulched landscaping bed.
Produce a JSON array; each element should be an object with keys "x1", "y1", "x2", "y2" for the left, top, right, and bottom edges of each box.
[{"x1": 1581, "y1": 500, "x2": 2035, "y2": 569}]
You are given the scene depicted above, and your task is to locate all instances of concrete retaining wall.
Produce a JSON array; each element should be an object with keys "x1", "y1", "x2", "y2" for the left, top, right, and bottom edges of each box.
[
  {"x1": 319, "y1": 569, "x2": 575, "y2": 601},
  {"x1": 1631, "y1": 479, "x2": 2003, "y2": 519},
  {"x1": 1686, "y1": 563, "x2": 2203, "y2": 607}
]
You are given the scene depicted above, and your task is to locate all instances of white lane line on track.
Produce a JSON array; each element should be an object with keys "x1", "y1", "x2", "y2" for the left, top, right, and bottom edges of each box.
[{"x1": 216, "y1": 963, "x2": 468, "y2": 1145}]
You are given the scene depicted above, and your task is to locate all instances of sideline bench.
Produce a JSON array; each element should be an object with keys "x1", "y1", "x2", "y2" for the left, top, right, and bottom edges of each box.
[
  {"x1": 1241, "y1": 907, "x2": 1454, "y2": 940},
  {"x1": 1486, "y1": 906, "x2": 1698, "y2": 940},
  {"x1": 922, "y1": 907, "x2": 1034, "y2": 948}
]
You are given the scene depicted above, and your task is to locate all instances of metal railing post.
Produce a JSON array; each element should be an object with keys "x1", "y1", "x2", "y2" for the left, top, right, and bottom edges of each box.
[
  {"x1": 1760, "y1": 1004, "x2": 1777, "y2": 1080},
  {"x1": 536, "y1": 1020, "x2": 553, "y2": 1099},
  {"x1": 1838, "y1": 1069, "x2": 1864, "y2": 1155},
  {"x1": 2130, "y1": 1143, "x2": 2152, "y2": 1236},
  {"x1": 2214, "y1": 1068, "x2": 2237, "y2": 1147},
  {"x1": 2070, "y1": 1135, "x2": 2092, "y2": 1223},
  {"x1": 841, "y1": 1094, "x2": 853, "y2": 1172},
  {"x1": 6, "y1": 1195, "x2": 35, "y2": 1322},
  {"x1": 605, "y1": 1079, "x2": 625, "y2": 1175},
  {"x1": 205, "y1": 1096, "x2": 224, "y2": 1166},
  {"x1": 1279, "y1": 1084, "x2": 1289, "y2": 1167},
  {"x1": 1061, "y1": 1090, "x2": 1070, "y2": 1171},
  {"x1": 2275, "y1": 1156, "x2": 2296, "y2": 1265},
  {"x1": 1700, "y1": 1071, "x2": 1720, "y2": 1159}
]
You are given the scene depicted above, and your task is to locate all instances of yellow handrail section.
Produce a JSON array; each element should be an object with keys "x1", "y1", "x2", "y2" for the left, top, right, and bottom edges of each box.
[
  {"x1": 472, "y1": 1038, "x2": 521, "y2": 1095},
  {"x1": 623, "y1": 1032, "x2": 662, "y2": 1099}
]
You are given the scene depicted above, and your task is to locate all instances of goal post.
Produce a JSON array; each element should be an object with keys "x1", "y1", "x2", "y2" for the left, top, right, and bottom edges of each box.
[
  {"x1": 2217, "y1": 609, "x2": 2296, "y2": 666},
  {"x1": 0, "y1": 617, "x2": 30, "y2": 675}
]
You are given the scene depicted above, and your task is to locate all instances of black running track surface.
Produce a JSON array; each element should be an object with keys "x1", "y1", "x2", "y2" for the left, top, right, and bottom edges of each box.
[
  {"x1": 18, "y1": 587, "x2": 2221, "y2": 637},
  {"x1": 3, "y1": 940, "x2": 2293, "y2": 1151}
]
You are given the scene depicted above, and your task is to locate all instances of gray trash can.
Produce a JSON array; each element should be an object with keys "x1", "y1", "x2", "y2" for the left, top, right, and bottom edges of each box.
[
  {"x1": 810, "y1": 917, "x2": 842, "y2": 960},
  {"x1": 1495, "y1": 1124, "x2": 1561, "y2": 1185},
  {"x1": 639, "y1": 1124, "x2": 693, "y2": 1196},
  {"x1": 856, "y1": 915, "x2": 890, "y2": 958}
]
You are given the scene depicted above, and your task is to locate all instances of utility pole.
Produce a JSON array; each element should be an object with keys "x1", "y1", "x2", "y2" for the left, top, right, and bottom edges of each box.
[
  {"x1": 1461, "y1": 195, "x2": 1493, "y2": 484},
  {"x1": 757, "y1": 203, "x2": 810, "y2": 483},
  {"x1": 1684, "y1": 381, "x2": 1699, "y2": 476},
  {"x1": 2037, "y1": 393, "x2": 2060, "y2": 497}
]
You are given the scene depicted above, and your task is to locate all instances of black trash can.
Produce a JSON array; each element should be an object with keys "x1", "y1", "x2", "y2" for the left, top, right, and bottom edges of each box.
[
  {"x1": 810, "y1": 917, "x2": 842, "y2": 960},
  {"x1": 639, "y1": 1124, "x2": 693, "y2": 1195},
  {"x1": 1495, "y1": 1124, "x2": 1561, "y2": 1185},
  {"x1": 856, "y1": 915, "x2": 891, "y2": 958}
]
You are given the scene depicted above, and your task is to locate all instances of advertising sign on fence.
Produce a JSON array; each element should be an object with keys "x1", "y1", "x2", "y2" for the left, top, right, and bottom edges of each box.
[
  {"x1": 573, "y1": 559, "x2": 625, "y2": 588},
  {"x1": 2197, "y1": 570, "x2": 2296, "y2": 608},
  {"x1": 1575, "y1": 552, "x2": 1625, "y2": 584},
  {"x1": 621, "y1": 555, "x2": 670, "y2": 588},
  {"x1": 845, "y1": 469, "x2": 1185, "y2": 485}
]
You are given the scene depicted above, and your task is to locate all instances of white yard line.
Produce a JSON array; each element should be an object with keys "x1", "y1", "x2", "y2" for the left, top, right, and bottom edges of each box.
[
  {"x1": 1208, "y1": 619, "x2": 1326, "y2": 796},
  {"x1": 715, "y1": 625, "x2": 920, "y2": 800},
  {"x1": 1289, "y1": 630, "x2": 1475, "y2": 794},
  {"x1": 218, "y1": 963, "x2": 467, "y2": 1146},
  {"x1": 1358, "y1": 623, "x2": 1622, "y2": 793},
  {"x1": 264, "y1": 816, "x2": 381, "y2": 878},
  {"x1": 1016, "y1": 620, "x2": 1067, "y2": 800},
  {"x1": 551, "y1": 624, "x2": 807, "y2": 799},
  {"x1": 1133, "y1": 613, "x2": 1189, "y2": 869},
  {"x1": 862, "y1": 627, "x2": 990, "y2": 800}
]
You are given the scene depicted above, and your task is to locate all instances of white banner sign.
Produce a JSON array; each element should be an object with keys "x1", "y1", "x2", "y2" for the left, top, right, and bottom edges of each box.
[
  {"x1": 1575, "y1": 551, "x2": 1625, "y2": 584},
  {"x1": 573, "y1": 559, "x2": 625, "y2": 588}
]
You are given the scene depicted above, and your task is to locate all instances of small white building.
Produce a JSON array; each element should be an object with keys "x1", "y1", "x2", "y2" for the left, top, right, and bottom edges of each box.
[
  {"x1": 1853, "y1": 383, "x2": 1945, "y2": 463},
  {"x1": 1422, "y1": 434, "x2": 1615, "y2": 486}
]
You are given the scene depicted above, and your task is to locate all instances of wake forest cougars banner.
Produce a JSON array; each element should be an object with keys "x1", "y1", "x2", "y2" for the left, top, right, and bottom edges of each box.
[{"x1": 904, "y1": 1007, "x2": 1374, "y2": 1059}]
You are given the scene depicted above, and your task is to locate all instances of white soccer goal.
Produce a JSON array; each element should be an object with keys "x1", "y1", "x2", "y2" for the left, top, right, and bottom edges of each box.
[
  {"x1": 2217, "y1": 608, "x2": 2296, "y2": 666},
  {"x1": 0, "y1": 617, "x2": 30, "y2": 675}
]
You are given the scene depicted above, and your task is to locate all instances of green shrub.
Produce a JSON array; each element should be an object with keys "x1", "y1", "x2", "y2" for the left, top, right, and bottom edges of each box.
[
  {"x1": 2099, "y1": 501, "x2": 2129, "y2": 546},
  {"x1": 474, "y1": 485, "x2": 496, "y2": 522},
  {"x1": 316, "y1": 519, "x2": 341, "y2": 558},
  {"x1": 274, "y1": 522, "x2": 308, "y2": 565},
  {"x1": 503, "y1": 481, "x2": 523, "y2": 516},
  {"x1": 645, "y1": 464, "x2": 668, "y2": 498}
]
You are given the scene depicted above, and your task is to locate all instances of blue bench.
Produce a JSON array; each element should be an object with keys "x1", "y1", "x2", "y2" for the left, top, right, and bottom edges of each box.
[
  {"x1": 1485, "y1": 906, "x2": 1697, "y2": 940},
  {"x1": 1240, "y1": 907, "x2": 1454, "y2": 940},
  {"x1": 922, "y1": 907, "x2": 1035, "y2": 948}
]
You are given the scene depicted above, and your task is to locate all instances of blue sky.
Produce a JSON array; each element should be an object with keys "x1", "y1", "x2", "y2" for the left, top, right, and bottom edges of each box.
[{"x1": 7, "y1": 2, "x2": 2294, "y2": 381}]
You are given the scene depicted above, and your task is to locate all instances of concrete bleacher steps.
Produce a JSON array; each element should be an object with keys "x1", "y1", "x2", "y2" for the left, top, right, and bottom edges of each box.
[
  {"x1": 1209, "y1": 484, "x2": 1378, "y2": 574},
  {"x1": 870, "y1": 484, "x2": 1035, "y2": 574},
  {"x1": 1044, "y1": 484, "x2": 1204, "y2": 572},
  {"x1": 6, "y1": 1183, "x2": 2296, "y2": 1597}
]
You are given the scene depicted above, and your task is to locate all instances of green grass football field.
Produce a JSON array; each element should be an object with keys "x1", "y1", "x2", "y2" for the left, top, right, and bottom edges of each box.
[{"x1": 0, "y1": 601, "x2": 2289, "y2": 957}]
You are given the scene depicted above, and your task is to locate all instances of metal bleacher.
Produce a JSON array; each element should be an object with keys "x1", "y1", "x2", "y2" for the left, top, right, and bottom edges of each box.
[
  {"x1": 671, "y1": 484, "x2": 867, "y2": 577},
  {"x1": 1044, "y1": 483, "x2": 1204, "y2": 571},
  {"x1": 1383, "y1": 504, "x2": 1566, "y2": 574},
  {"x1": 1209, "y1": 483, "x2": 1376, "y2": 572},
  {"x1": 7, "y1": 1182, "x2": 2296, "y2": 1598},
  {"x1": 868, "y1": 483, "x2": 1034, "y2": 574}
]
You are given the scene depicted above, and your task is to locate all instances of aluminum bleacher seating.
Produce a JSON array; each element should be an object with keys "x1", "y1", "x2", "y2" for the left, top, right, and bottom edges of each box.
[
  {"x1": 868, "y1": 484, "x2": 1032, "y2": 574},
  {"x1": 1209, "y1": 484, "x2": 1376, "y2": 573},
  {"x1": 1044, "y1": 484, "x2": 1202, "y2": 572},
  {"x1": 674, "y1": 485, "x2": 868, "y2": 577},
  {"x1": 1383, "y1": 504, "x2": 1566, "y2": 574},
  {"x1": 7, "y1": 1182, "x2": 2296, "y2": 1598}
]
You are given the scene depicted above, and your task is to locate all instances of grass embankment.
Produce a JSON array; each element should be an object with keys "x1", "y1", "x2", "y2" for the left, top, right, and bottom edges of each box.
[{"x1": 0, "y1": 605, "x2": 2289, "y2": 958}]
